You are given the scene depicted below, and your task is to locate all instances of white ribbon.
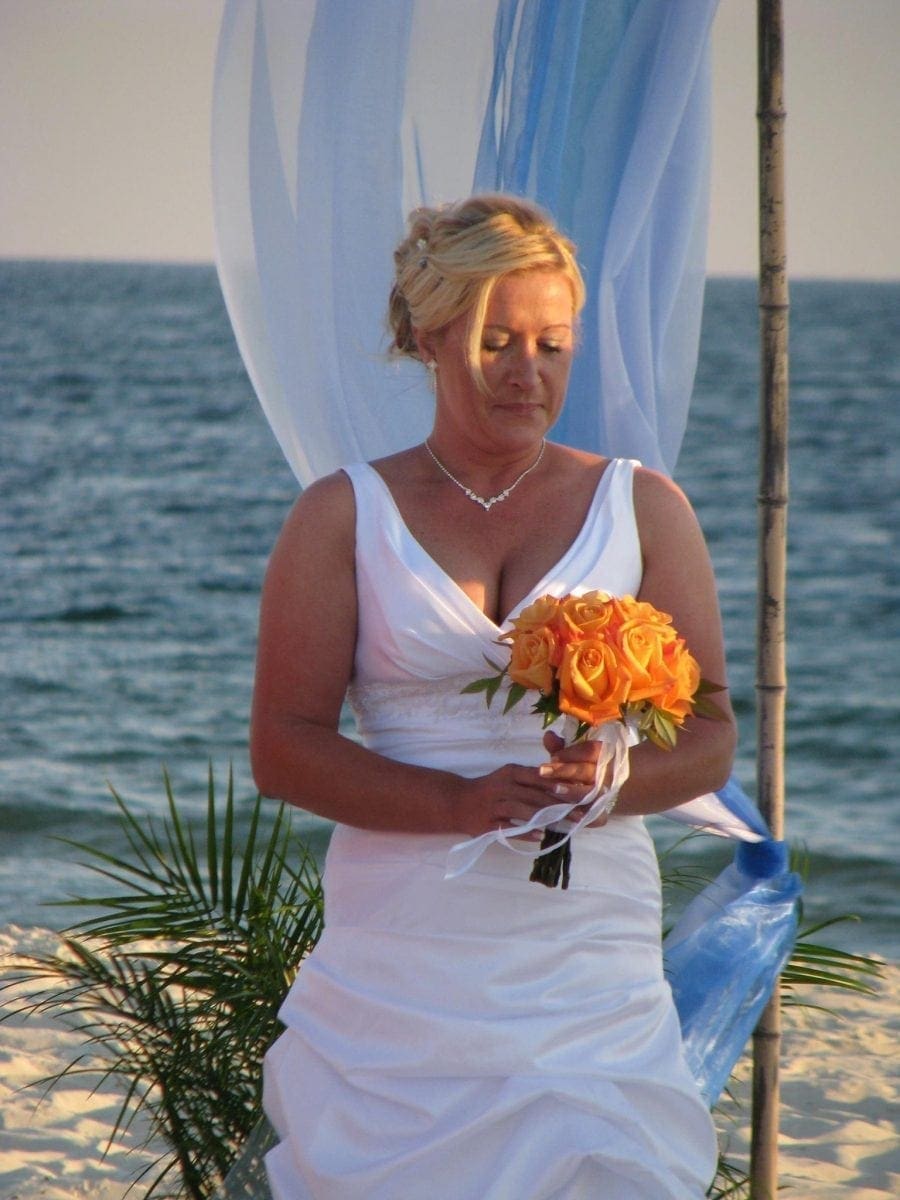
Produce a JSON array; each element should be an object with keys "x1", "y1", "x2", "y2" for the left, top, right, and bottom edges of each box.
[{"x1": 444, "y1": 717, "x2": 641, "y2": 880}]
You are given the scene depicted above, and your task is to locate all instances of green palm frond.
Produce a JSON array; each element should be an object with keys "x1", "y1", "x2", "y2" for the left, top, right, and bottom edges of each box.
[
  {"x1": 782, "y1": 845, "x2": 884, "y2": 1004},
  {"x1": 707, "y1": 1152, "x2": 750, "y2": 1199},
  {"x1": 1, "y1": 765, "x2": 324, "y2": 1200},
  {"x1": 782, "y1": 915, "x2": 884, "y2": 1004}
]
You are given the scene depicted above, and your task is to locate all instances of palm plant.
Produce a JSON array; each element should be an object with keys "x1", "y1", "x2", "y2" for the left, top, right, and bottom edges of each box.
[{"x1": 1, "y1": 767, "x2": 322, "y2": 1199}]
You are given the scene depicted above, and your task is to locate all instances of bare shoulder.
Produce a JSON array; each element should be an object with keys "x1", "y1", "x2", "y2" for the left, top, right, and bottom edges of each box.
[
  {"x1": 254, "y1": 470, "x2": 358, "y2": 735},
  {"x1": 272, "y1": 469, "x2": 356, "y2": 561},
  {"x1": 545, "y1": 442, "x2": 609, "y2": 485},
  {"x1": 370, "y1": 446, "x2": 428, "y2": 483},
  {"x1": 631, "y1": 466, "x2": 719, "y2": 609},
  {"x1": 258, "y1": 469, "x2": 358, "y2": 663},
  {"x1": 549, "y1": 443, "x2": 608, "y2": 470},
  {"x1": 633, "y1": 463, "x2": 692, "y2": 510},
  {"x1": 260, "y1": 471, "x2": 358, "y2": 612},
  {"x1": 632, "y1": 465, "x2": 704, "y2": 546},
  {"x1": 285, "y1": 468, "x2": 356, "y2": 527}
]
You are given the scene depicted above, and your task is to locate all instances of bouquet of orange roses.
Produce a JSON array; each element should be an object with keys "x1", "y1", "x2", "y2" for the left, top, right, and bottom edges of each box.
[{"x1": 461, "y1": 590, "x2": 723, "y2": 888}]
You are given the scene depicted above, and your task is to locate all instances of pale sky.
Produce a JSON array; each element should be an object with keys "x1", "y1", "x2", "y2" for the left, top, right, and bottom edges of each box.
[{"x1": 1, "y1": 0, "x2": 897, "y2": 278}]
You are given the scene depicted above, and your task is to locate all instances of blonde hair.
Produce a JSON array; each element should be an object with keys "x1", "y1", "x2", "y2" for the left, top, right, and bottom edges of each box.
[{"x1": 388, "y1": 194, "x2": 585, "y2": 390}]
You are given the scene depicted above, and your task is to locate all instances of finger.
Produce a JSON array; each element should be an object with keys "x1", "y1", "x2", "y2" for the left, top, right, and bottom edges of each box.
[
  {"x1": 542, "y1": 729, "x2": 565, "y2": 754},
  {"x1": 499, "y1": 824, "x2": 546, "y2": 843},
  {"x1": 585, "y1": 812, "x2": 609, "y2": 829},
  {"x1": 542, "y1": 758, "x2": 600, "y2": 787},
  {"x1": 510, "y1": 765, "x2": 578, "y2": 798},
  {"x1": 497, "y1": 786, "x2": 575, "y2": 825},
  {"x1": 538, "y1": 759, "x2": 600, "y2": 784},
  {"x1": 550, "y1": 741, "x2": 601, "y2": 763},
  {"x1": 520, "y1": 781, "x2": 595, "y2": 812}
]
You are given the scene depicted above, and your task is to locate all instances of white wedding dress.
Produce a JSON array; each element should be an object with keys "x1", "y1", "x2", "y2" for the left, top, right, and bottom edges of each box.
[{"x1": 263, "y1": 458, "x2": 718, "y2": 1199}]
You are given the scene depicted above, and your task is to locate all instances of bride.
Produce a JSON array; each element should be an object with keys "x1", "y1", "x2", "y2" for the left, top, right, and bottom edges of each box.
[{"x1": 251, "y1": 194, "x2": 736, "y2": 1199}]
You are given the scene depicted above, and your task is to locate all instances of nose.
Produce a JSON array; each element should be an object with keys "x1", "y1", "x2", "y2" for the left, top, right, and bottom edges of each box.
[{"x1": 509, "y1": 346, "x2": 540, "y2": 389}]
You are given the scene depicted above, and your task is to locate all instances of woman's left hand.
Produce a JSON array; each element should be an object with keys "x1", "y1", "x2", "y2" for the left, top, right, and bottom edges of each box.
[{"x1": 540, "y1": 730, "x2": 611, "y2": 826}]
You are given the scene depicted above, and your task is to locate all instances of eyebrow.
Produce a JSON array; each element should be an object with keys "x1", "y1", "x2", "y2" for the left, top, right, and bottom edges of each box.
[{"x1": 482, "y1": 322, "x2": 573, "y2": 332}]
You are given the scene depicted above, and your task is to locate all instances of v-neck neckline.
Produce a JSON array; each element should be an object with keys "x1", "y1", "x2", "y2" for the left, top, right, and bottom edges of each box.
[{"x1": 361, "y1": 460, "x2": 618, "y2": 632}]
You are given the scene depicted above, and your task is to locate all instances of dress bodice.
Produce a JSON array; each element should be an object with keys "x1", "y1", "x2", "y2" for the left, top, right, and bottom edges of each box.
[{"x1": 343, "y1": 457, "x2": 642, "y2": 779}]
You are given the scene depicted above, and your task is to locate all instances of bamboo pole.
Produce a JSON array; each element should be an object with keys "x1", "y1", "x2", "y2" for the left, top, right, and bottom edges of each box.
[{"x1": 750, "y1": 1, "x2": 789, "y2": 1196}]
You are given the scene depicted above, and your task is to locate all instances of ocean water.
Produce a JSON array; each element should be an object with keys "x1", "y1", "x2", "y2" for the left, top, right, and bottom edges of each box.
[{"x1": 1, "y1": 262, "x2": 898, "y2": 959}]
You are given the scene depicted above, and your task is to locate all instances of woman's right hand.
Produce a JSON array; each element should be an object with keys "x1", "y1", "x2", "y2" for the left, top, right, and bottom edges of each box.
[{"x1": 450, "y1": 763, "x2": 592, "y2": 840}]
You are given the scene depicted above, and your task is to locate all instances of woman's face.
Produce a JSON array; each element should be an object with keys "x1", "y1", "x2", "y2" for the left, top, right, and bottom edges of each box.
[{"x1": 425, "y1": 269, "x2": 576, "y2": 453}]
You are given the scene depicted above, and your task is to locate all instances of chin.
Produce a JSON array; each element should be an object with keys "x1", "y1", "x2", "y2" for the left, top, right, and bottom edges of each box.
[{"x1": 491, "y1": 402, "x2": 552, "y2": 425}]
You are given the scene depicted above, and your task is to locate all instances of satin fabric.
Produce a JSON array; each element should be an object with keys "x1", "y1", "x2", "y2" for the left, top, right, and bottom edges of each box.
[{"x1": 263, "y1": 459, "x2": 717, "y2": 1198}]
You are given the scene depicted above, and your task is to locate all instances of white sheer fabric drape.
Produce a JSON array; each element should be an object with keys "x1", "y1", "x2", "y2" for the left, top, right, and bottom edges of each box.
[{"x1": 212, "y1": 0, "x2": 718, "y2": 486}]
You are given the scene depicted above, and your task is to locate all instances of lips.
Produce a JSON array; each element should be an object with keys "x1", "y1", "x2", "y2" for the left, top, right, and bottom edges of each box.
[{"x1": 494, "y1": 401, "x2": 544, "y2": 414}]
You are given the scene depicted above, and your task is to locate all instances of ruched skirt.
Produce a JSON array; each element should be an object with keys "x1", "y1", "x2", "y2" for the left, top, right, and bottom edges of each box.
[{"x1": 263, "y1": 818, "x2": 717, "y2": 1199}]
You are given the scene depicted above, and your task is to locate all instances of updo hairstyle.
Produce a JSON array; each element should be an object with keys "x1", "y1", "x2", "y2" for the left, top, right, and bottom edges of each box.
[{"x1": 388, "y1": 194, "x2": 585, "y2": 390}]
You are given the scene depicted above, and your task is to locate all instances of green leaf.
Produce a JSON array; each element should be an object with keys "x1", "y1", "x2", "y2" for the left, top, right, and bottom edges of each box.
[
  {"x1": 696, "y1": 677, "x2": 726, "y2": 695},
  {"x1": 460, "y1": 677, "x2": 494, "y2": 694},
  {"x1": 692, "y1": 678, "x2": 729, "y2": 723},
  {"x1": 206, "y1": 763, "x2": 219, "y2": 909},
  {"x1": 693, "y1": 694, "x2": 728, "y2": 722},
  {"x1": 645, "y1": 708, "x2": 677, "y2": 751},
  {"x1": 533, "y1": 698, "x2": 563, "y2": 729},
  {"x1": 462, "y1": 660, "x2": 509, "y2": 709},
  {"x1": 502, "y1": 682, "x2": 528, "y2": 714},
  {"x1": 484, "y1": 674, "x2": 505, "y2": 708},
  {"x1": 221, "y1": 765, "x2": 235, "y2": 916}
]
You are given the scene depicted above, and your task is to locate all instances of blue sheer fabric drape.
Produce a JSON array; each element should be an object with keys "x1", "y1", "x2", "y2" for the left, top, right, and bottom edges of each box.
[
  {"x1": 212, "y1": 0, "x2": 717, "y2": 482},
  {"x1": 211, "y1": 0, "x2": 801, "y2": 1140}
]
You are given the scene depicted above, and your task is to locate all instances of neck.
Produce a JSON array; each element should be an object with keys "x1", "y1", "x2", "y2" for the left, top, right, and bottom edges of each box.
[{"x1": 425, "y1": 433, "x2": 546, "y2": 485}]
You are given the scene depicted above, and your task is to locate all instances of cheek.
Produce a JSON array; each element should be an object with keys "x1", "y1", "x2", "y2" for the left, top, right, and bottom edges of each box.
[
  {"x1": 546, "y1": 358, "x2": 573, "y2": 395},
  {"x1": 441, "y1": 359, "x2": 481, "y2": 403},
  {"x1": 479, "y1": 358, "x2": 508, "y2": 392}
]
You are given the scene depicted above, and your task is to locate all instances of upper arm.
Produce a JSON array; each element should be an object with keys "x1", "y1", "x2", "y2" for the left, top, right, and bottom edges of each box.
[
  {"x1": 633, "y1": 467, "x2": 733, "y2": 705},
  {"x1": 251, "y1": 470, "x2": 358, "y2": 745}
]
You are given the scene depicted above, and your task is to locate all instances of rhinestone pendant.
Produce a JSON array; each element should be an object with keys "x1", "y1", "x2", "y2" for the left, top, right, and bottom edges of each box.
[{"x1": 467, "y1": 488, "x2": 510, "y2": 510}]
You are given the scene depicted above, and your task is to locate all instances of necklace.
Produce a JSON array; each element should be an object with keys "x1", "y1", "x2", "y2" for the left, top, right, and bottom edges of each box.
[{"x1": 424, "y1": 439, "x2": 546, "y2": 511}]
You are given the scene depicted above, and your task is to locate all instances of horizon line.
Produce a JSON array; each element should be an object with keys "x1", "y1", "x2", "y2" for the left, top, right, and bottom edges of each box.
[{"x1": 1, "y1": 254, "x2": 898, "y2": 286}]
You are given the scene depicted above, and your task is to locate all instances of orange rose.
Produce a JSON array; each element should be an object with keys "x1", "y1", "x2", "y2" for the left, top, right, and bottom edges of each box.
[
  {"x1": 614, "y1": 596, "x2": 676, "y2": 631},
  {"x1": 656, "y1": 639, "x2": 701, "y2": 723},
  {"x1": 507, "y1": 595, "x2": 563, "y2": 635},
  {"x1": 556, "y1": 590, "x2": 619, "y2": 642},
  {"x1": 507, "y1": 626, "x2": 558, "y2": 693},
  {"x1": 614, "y1": 617, "x2": 676, "y2": 705},
  {"x1": 557, "y1": 636, "x2": 631, "y2": 726}
]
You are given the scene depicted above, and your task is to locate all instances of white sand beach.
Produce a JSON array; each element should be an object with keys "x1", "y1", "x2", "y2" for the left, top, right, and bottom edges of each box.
[
  {"x1": 717, "y1": 967, "x2": 900, "y2": 1198},
  {"x1": 0, "y1": 928, "x2": 160, "y2": 1200},
  {"x1": 2, "y1": 925, "x2": 897, "y2": 1199}
]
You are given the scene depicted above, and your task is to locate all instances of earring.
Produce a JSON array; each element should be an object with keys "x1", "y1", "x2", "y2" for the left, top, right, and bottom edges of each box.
[{"x1": 425, "y1": 359, "x2": 437, "y2": 376}]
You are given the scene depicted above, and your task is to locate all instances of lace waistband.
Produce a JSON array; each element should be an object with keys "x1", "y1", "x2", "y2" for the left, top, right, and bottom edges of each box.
[{"x1": 346, "y1": 676, "x2": 550, "y2": 774}]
